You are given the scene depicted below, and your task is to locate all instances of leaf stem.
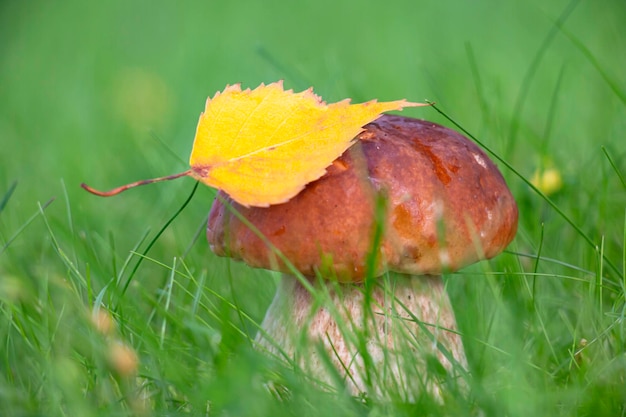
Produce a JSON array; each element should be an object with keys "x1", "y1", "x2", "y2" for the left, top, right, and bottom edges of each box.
[{"x1": 81, "y1": 170, "x2": 192, "y2": 197}]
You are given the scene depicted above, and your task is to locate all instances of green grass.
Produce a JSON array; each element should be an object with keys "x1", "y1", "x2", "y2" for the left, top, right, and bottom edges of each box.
[{"x1": 1, "y1": 0, "x2": 625, "y2": 415}]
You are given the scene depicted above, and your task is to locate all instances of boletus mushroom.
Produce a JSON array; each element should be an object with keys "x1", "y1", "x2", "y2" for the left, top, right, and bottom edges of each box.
[{"x1": 207, "y1": 115, "x2": 518, "y2": 399}]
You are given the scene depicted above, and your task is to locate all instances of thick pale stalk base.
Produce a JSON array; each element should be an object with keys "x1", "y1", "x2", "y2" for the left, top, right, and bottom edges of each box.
[{"x1": 255, "y1": 273, "x2": 467, "y2": 400}]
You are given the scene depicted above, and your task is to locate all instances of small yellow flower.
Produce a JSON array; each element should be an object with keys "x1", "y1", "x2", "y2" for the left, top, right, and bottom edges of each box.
[
  {"x1": 531, "y1": 167, "x2": 563, "y2": 196},
  {"x1": 108, "y1": 341, "x2": 139, "y2": 377},
  {"x1": 90, "y1": 308, "x2": 116, "y2": 336}
]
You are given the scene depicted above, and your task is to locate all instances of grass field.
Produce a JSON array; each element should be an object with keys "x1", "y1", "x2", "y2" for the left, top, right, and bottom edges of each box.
[{"x1": 1, "y1": 0, "x2": 625, "y2": 415}]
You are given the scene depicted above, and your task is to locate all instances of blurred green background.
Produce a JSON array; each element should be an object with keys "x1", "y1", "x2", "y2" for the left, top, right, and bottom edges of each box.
[
  {"x1": 1, "y1": 0, "x2": 625, "y2": 415},
  {"x1": 1, "y1": 0, "x2": 624, "y2": 232},
  {"x1": 2, "y1": 0, "x2": 624, "y2": 254}
]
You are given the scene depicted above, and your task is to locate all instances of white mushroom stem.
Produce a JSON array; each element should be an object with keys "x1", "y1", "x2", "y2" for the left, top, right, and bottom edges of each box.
[{"x1": 255, "y1": 273, "x2": 467, "y2": 400}]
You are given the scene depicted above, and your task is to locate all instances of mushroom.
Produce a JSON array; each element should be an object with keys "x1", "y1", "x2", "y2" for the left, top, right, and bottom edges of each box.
[{"x1": 207, "y1": 115, "x2": 518, "y2": 399}]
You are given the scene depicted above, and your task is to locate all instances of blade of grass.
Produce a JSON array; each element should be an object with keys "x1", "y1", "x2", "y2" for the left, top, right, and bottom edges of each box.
[
  {"x1": 118, "y1": 181, "x2": 199, "y2": 300},
  {"x1": 115, "y1": 229, "x2": 150, "y2": 287},
  {"x1": 360, "y1": 192, "x2": 389, "y2": 389},
  {"x1": 108, "y1": 231, "x2": 118, "y2": 281},
  {"x1": 508, "y1": 250, "x2": 595, "y2": 276},
  {"x1": 160, "y1": 257, "x2": 177, "y2": 349},
  {"x1": 556, "y1": 26, "x2": 626, "y2": 106},
  {"x1": 190, "y1": 269, "x2": 206, "y2": 317},
  {"x1": 132, "y1": 252, "x2": 256, "y2": 340},
  {"x1": 60, "y1": 179, "x2": 81, "y2": 272},
  {"x1": 597, "y1": 236, "x2": 605, "y2": 313},
  {"x1": 0, "y1": 180, "x2": 17, "y2": 214},
  {"x1": 601, "y1": 146, "x2": 626, "y2": 190},
  {"x1": 150, "y1": 131, "x2": 188, "y2": 167},
  {"x1": 541, "y1": 64, "x2": 566, "y2": 150},
  {"x1": 256, "y1": 45, "x2": 311, "y2": 91},
  {"x1": 532, "y1": 223, "x2": 546, "y2": 304},
  {"x1": 225, "y1": 250, "x2": 252, "y2": 345},
  {"x1": 182, "y1": 213, "x2": 210, "y2": 259},
  {"x1": 464, "y1": 43, "x2": 489, "y2": 132},
  {"x1": 506, "y1": 0, "x2": 581, "y2": 156},
  {"x1": 37, "y1": 201, "x2": 87, "y2": 293},
  {"x1": 1, "y1": 198, "x2": 55, "y2": 256}
]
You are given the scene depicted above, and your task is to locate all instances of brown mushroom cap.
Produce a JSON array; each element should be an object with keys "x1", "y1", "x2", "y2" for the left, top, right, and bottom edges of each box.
[{"x1": 207, "y1": 115, "x2": 518, "y2": 282}]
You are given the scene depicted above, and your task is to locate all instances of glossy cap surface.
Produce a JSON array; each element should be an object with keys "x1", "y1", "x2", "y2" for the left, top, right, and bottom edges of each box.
[{"x1": 207, "y1": 115, "x2": 518, "y2": 282}]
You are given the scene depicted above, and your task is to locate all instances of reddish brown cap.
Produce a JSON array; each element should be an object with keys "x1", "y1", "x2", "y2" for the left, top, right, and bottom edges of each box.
[{"x1": 207, "y1": 115, "x2": 518, "y2": 282}]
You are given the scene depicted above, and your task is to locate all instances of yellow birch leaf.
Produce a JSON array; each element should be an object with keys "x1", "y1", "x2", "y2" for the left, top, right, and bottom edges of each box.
[
  {"x1": 82, "y1": 81, "x2": 426, "y2": 206},
  {"x1": 188, "y1": 81, "x2": 424, "y2": 206}
]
